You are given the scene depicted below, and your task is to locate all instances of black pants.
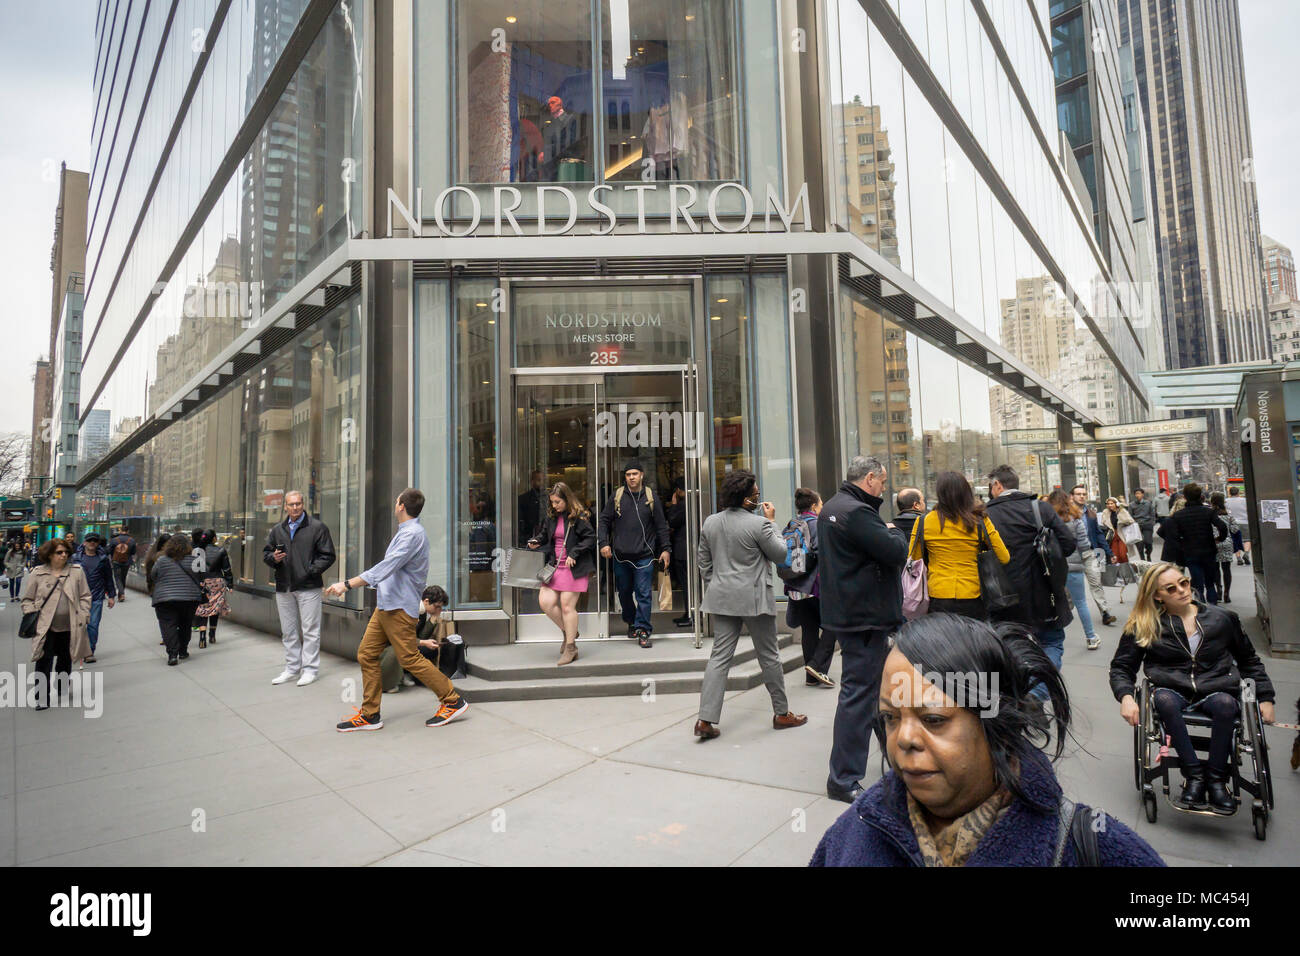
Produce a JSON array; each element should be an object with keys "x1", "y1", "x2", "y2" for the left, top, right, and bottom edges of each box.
[
  {"x1": 111, "y1": 562, "x2": 129, "y2": 597},
  {"x1": 8, "y1": 574, "x2": 22, "y2": 599},
  {"x1": 35, "y1": 629, "x2": 72, "y2": 703},
  {"x1": 788, "y1": 598, "x2": 836, "y2": 674},
  {"x1": 155, "y1": 601, "x2": 198, "y2": 656},
  {"x1": 1217, "y1": 560, "x2": 1232, "y2": 602},
  {"x1": 928, "y1": 597, "x2": 988, "y2": 621},
  {"x1": 1138, "y1": 528, "x2": 1154, "y2": 561},
  {"x1": 1186, "y1": 555, "x2": 1219, "y2": 604},
  {"x1": 1153, "y1": 688, "x2": 1238, "y2": 776},
  {"x1": 195, "y1": 614, "x2": 220, "y2": 637},
  {"x1": 828, "y1": 628, "x2": 892, "y2": 790}
]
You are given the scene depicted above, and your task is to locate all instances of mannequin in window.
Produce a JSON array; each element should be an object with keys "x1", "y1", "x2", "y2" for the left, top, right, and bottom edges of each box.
[
  {"x1": 641, "y1": 90, "x2": 690, "y2": 180},
  {"x1": 541, "y1": 95, "x2": 588, "y2": 182}
]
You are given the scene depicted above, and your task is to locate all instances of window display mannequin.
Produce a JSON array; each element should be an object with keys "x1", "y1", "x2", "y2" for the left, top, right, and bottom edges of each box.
[
  {"x1": 541, "y1": 95, "x2": 589, "y2": 182},
  {"x1": 641, "y1": 90, "x2": 690, "y2": 180}
]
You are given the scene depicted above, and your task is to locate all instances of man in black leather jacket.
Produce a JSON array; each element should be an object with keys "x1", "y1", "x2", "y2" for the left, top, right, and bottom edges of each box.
[{"x1": 263, "y1": 491, "x2": 337, "y2": 686}]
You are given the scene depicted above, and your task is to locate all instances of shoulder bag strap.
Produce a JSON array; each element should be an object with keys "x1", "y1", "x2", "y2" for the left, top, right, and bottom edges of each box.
[
  {"x1": 976, "y1": 517, "x2": 991, "y2": 553},
  {"x1": 1070, "y1": 803, "x2": 1102, "y2": 867},
  {"x1": 1051, "y1": 795, "x2": 1074, "y2": 866},
  {"x1": 35, "y1": 574, "x2": 68, "y2": 614}
]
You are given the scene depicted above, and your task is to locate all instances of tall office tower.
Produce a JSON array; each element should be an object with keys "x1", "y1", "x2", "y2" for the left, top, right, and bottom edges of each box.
[
  {"x1": 1119, "y1": 0, "x2": 1269, "y2": 372},
  {"x1": 1262, "y1": 235, "x2": 1296, "y2": 299}
]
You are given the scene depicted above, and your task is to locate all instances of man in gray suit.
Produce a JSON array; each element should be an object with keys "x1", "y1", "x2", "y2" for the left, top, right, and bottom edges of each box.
[{"x1": 694, "y1": 469, "x2": 808, "y2": 739}]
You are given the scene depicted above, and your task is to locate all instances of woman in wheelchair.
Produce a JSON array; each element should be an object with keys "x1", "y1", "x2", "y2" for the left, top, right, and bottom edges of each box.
[{"x1": 1110, "y1": 563, "x2": 1276, "y2": 814}]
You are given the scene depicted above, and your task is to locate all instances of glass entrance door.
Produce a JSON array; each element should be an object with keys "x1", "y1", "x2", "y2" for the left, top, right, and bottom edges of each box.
[{"x1": 513, "y1": 370, "x2": 702, "y2": 641}]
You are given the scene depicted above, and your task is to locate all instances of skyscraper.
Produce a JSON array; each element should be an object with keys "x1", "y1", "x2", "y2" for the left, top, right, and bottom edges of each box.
[{"x1": 1119, "y1": 0, "x2": 1269, "y2": 371}]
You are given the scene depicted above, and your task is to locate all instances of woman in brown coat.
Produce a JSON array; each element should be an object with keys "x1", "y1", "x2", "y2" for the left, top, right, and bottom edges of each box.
[{"x1": 21, "y1": 538, "x2": 92, "y2": 710}]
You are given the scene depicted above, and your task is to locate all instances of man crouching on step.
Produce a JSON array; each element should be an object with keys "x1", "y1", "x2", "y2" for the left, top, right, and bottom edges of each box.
[{"x1": 326, "y1": 488, "x2": 469, "y2": 732}]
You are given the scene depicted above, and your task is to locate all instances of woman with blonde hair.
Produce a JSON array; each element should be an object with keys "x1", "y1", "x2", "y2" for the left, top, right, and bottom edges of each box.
[
  {"x1": 527, "y1": 482, "x2": 596, "y2": 665},
  {"x1": 1109, "y1": 563, "x2": 1276, "y2": 814}
]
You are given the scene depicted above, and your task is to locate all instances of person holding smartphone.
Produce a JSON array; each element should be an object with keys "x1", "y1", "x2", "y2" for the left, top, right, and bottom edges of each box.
[
  {"x1": 694, "y1": 469, "x2": 807, "y2": 740},
  {"x1": 264, "y1": 491, "x2": 336, "y2": 686}
]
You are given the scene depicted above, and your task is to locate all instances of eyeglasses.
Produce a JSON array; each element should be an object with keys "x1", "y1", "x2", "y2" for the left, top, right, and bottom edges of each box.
[{"x1": 1159, "y1": 578, "x2": 1191, "y2": 595}]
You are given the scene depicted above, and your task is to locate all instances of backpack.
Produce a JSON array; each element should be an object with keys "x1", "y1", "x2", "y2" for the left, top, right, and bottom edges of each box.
[
  {"x1": 613, "y1": 484, "x2": 653, "y2": 515},
  {"x1": 1030, "y1": 499, "x2": 1069, "y2": 610},
  {"x1": 113, "y1": 541, "x2": 129, "y2": 561},
  {"x1": 777, "y1": 516, "x2": 818, "y2": 588}
]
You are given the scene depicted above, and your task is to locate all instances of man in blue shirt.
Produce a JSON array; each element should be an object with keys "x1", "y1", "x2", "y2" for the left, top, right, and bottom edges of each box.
[
  {"x1": 326, "y1": 487, "x2": 468, "y2": 732},
  {"x1": 73, "y1": 532, "x2": 117, "y2": 663}
]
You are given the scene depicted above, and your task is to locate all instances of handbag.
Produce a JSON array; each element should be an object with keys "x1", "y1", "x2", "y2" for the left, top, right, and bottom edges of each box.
[
  {"x1": 18, "y1": 573, "x2": 67, "y2": 639},
  {"x1": 501, "y1": 547, "x2": 547, "y2": 590},
  {"x1": 976, "y1": 519, "x2": 1019, "y2": 612},
  {"x1": 1121, "y1": 521, "x2": 1141, "y2": 546},
  {"x1": 901, "y1": 513, "x2": 930, "y2": 621},
  {"x1": 536, "y1": 562, "x2": 556, "y2": 584}
]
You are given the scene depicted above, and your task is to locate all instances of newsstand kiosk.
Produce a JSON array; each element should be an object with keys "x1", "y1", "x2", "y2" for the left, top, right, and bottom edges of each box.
[{"x1": 1237, "y1": 364, "x2": 1300, "y2": 658}]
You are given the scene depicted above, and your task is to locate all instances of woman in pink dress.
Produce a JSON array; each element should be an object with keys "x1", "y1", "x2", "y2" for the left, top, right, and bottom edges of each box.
[{"x1": 528, "y1": 482, "x2": 597, "y2": 665}]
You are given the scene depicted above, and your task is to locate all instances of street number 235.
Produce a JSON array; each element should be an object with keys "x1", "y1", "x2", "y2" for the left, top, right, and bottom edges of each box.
[{"x1": 590, "y1": 349, "x2": 620, "y2": 365}]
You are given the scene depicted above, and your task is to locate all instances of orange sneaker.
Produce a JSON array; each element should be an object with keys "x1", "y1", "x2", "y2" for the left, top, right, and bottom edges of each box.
[
  {"x1": 425, "y1": 698, "x2": 469, "y2": 727},
  {"x1": 336, "y1": 709, "x2": 383, "y2": 732}
]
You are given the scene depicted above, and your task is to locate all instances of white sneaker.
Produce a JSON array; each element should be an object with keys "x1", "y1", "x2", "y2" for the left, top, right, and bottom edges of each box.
[
  {"x1": 296, "y1": 672, "x2": 318, "y2": 687},
  {"x1": 271, "y1": 670, "x2": 300, "y2": 685}
]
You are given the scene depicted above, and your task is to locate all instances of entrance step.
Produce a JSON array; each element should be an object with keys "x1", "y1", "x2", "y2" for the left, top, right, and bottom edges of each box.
[{"x1": 455, "y1": 635, "x2": 805, "y2": 701}]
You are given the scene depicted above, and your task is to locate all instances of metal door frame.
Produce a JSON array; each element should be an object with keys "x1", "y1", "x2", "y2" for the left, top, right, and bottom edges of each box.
[{"x1": 510, "y1": 366, "x2": 703, "y2": 643}]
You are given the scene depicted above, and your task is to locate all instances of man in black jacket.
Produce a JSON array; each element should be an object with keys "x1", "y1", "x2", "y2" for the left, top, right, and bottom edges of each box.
[
  {"x1": 891, "y1": 487, "x2": 925, "y2": 542},
  {"x1": 1161, "y1": 482, "x2": 1227, "y2": 604},
  {"x1": 665, "y1": 477, "x2": 691, "y2": 627},
  {"x1": 1129, "y1": 488, "x2": 1156, "y2": 561},
  {"x1": 985, "y1": 465, "x2": 1076, "y2": 698},
  {"x1": 598, "y1": 460, "x2": 671, "y2": 648},
  {"x1": 264, "y1": 491, "x2": 337, "y2": 686},
  {"x1": 818, "y1": 455, "x2": 908, "y2": 803},
  {"x1": 107, "y1": 528, "x2": 136, "y2": 602}
]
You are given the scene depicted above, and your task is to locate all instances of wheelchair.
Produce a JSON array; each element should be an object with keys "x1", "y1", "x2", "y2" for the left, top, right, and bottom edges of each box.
[{"x1": 1133, "y1": 678, "x2": 1275, "y2": 840}]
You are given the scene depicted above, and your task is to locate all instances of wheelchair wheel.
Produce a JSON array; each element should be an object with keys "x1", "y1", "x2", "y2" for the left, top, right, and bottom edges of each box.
[
  {"x1": 1142, "y1": 788, "x2": 1158, "y2": 823},
  {"x1": 1252, "y1": 804, "x2": 1267, "y2": 841}
]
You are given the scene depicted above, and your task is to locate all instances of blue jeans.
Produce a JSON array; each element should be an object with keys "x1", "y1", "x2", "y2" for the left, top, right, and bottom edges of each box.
[
  {"x1": 87, "y1": 599, "x2": 105, "y2": 652},
  {"x1": 1030, "y1": 626, "x2": 1066, "y2": 701},
  {"x1": 1066, "y1": 570, "x2": 1096, "y2": 643},
  {"x1": 8, "y1": 574, "x2": 21, "y2": 599},
  {"x1": 612, "y1": 558, "x2": 654, "y2": 633},
  {"x1": 1187, "y1": 556, "x2": 1219, "y2": 605}
]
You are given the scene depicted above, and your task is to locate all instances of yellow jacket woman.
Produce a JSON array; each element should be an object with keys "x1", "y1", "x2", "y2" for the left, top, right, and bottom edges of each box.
[{"x1": 908, "y1": 472, "x2": 1010, "y2": 620}]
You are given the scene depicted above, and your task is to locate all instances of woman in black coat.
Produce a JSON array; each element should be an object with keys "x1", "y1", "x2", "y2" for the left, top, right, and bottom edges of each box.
[
  {"x1": 1110, "y1": 563, "x2": 1276, "y2": 814},
  {"x1": 527, "y1": 482, "x2": 596, "y2": 666}
]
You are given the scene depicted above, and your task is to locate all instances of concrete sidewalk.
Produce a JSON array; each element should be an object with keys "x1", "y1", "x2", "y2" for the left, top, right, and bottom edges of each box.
[{"x1": 0, "y1": 583, "x2": 1296, "y2": 866}]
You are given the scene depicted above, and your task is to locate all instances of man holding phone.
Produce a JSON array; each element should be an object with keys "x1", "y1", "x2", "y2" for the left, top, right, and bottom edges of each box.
[{"x1": 264, "y1": 490, "x2": 336, "y2": 686}]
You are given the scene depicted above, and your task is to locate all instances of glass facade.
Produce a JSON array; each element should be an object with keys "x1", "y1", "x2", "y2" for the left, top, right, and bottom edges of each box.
[{"x1": 77, "y1": 0, "x2": 1166, "y2": 640}]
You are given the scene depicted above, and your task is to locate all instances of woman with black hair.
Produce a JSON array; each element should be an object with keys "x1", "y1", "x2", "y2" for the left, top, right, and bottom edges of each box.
[
  {"x1": 193, "y1": 529, "x2": 232, "y2": 648},
  {"x1": 906, "y1": 471, "x2": 1009, "y2": 621},
  {"x1": 812, "y1": 613, "x2": 1164, "y2": 866},
  {"x1": 149, "y1": 533, "x2": 203, "y2": 666},
  {"x1": 694, "y1": 468, "x2": 807, "y2": 739},
  {"x1": 1208, "y1": 493, "x2": 1239, "y2": 604}
]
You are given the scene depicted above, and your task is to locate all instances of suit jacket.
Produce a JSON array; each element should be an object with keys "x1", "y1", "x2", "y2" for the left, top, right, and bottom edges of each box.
[{"x1": 697, "y1": 507, "x2": 789, "y2": 617}]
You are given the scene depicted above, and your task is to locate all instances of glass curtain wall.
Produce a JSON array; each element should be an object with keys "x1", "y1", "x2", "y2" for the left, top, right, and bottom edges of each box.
[
  {"x1": 80, "y1": 296, "x2": 365, "y2": 609},
  {"x1": 80, "y1": 2, "x2": 365, "y2": 475}
]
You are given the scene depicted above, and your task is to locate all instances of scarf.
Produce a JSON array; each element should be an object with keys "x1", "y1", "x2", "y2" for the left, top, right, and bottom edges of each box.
[{"x1": 907, "y1": 788, "x2": 1013, "y2": 867}]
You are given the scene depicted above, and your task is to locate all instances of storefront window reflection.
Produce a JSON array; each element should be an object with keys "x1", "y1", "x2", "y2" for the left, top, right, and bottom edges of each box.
[
  {"x1": 455, "y1": 282, "x2": 500, "y2": 604},
  {"x1": 708, "y1": 276, "x2": 751, "y2": 498}
]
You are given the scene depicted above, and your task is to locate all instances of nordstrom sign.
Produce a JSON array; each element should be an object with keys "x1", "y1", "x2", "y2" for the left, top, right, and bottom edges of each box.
[{"x1": 386, "y1": 182, "x2": 811, "y2": 238}]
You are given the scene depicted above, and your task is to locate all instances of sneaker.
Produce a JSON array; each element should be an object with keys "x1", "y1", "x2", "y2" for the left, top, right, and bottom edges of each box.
[
  {"x1": 337, "y1": 709, "x2": 383, "y2": 732},
  {"x1": 383, "y1": 685, "x2": 401, "y2": 694},
  {"x1": 401, "y1": 674, "x2": 417, "y2": 687},
  {"x1": 1086, "y1": 638, "x2": 1101, "y2": 650},
  {"x1": 271, "y1": 670, "x2": 300, "y2": 685},
  {"x1": 296, "y1": 672, "x2": 318, "y2": 687},
  {"x1": 627, "y1": 624, "x2": 636, "y2": 639},
  {"x1": 426, "y1": 698, "x2": 470, "y2": 727},
  {"x1": 636, "y1": 629, "x2": 653, "y2": 649}
]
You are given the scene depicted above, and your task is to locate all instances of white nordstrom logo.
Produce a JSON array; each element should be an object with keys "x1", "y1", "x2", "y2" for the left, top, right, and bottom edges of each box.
[{"x1": 49, "y1": 886, "x2": 151, "y2": 936}]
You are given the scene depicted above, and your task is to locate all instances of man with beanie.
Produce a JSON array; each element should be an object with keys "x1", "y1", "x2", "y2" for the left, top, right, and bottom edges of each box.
[{"x1": 598, "y1": 459, "x2": 671, "y2": 648}]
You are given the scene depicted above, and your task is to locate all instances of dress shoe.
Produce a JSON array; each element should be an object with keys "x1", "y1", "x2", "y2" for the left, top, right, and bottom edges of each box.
[
  {"x1": 1175, "y1": 771, "x2": 1208, "y2": 810},
  {"x1": 693, "y1": 719, "x2": 720, "y2": 740},
  {"x1": 827, "y1": 782, "x2": 865, "y2": 804},
  {"x1": 773, "y1": 711, "x2": 808, "y2": 729},
  {"x1": 1102, "y1": 612, "x2": 1118, "y2": 626},
  {"x1": 1206, "y1": 768, "x2": 1236, "y2": 815}
]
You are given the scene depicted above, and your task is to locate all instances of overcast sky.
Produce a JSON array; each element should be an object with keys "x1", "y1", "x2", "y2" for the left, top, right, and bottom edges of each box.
[{"x1": 2, "y1": 0, "x2": 1297, "y2": 436}]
